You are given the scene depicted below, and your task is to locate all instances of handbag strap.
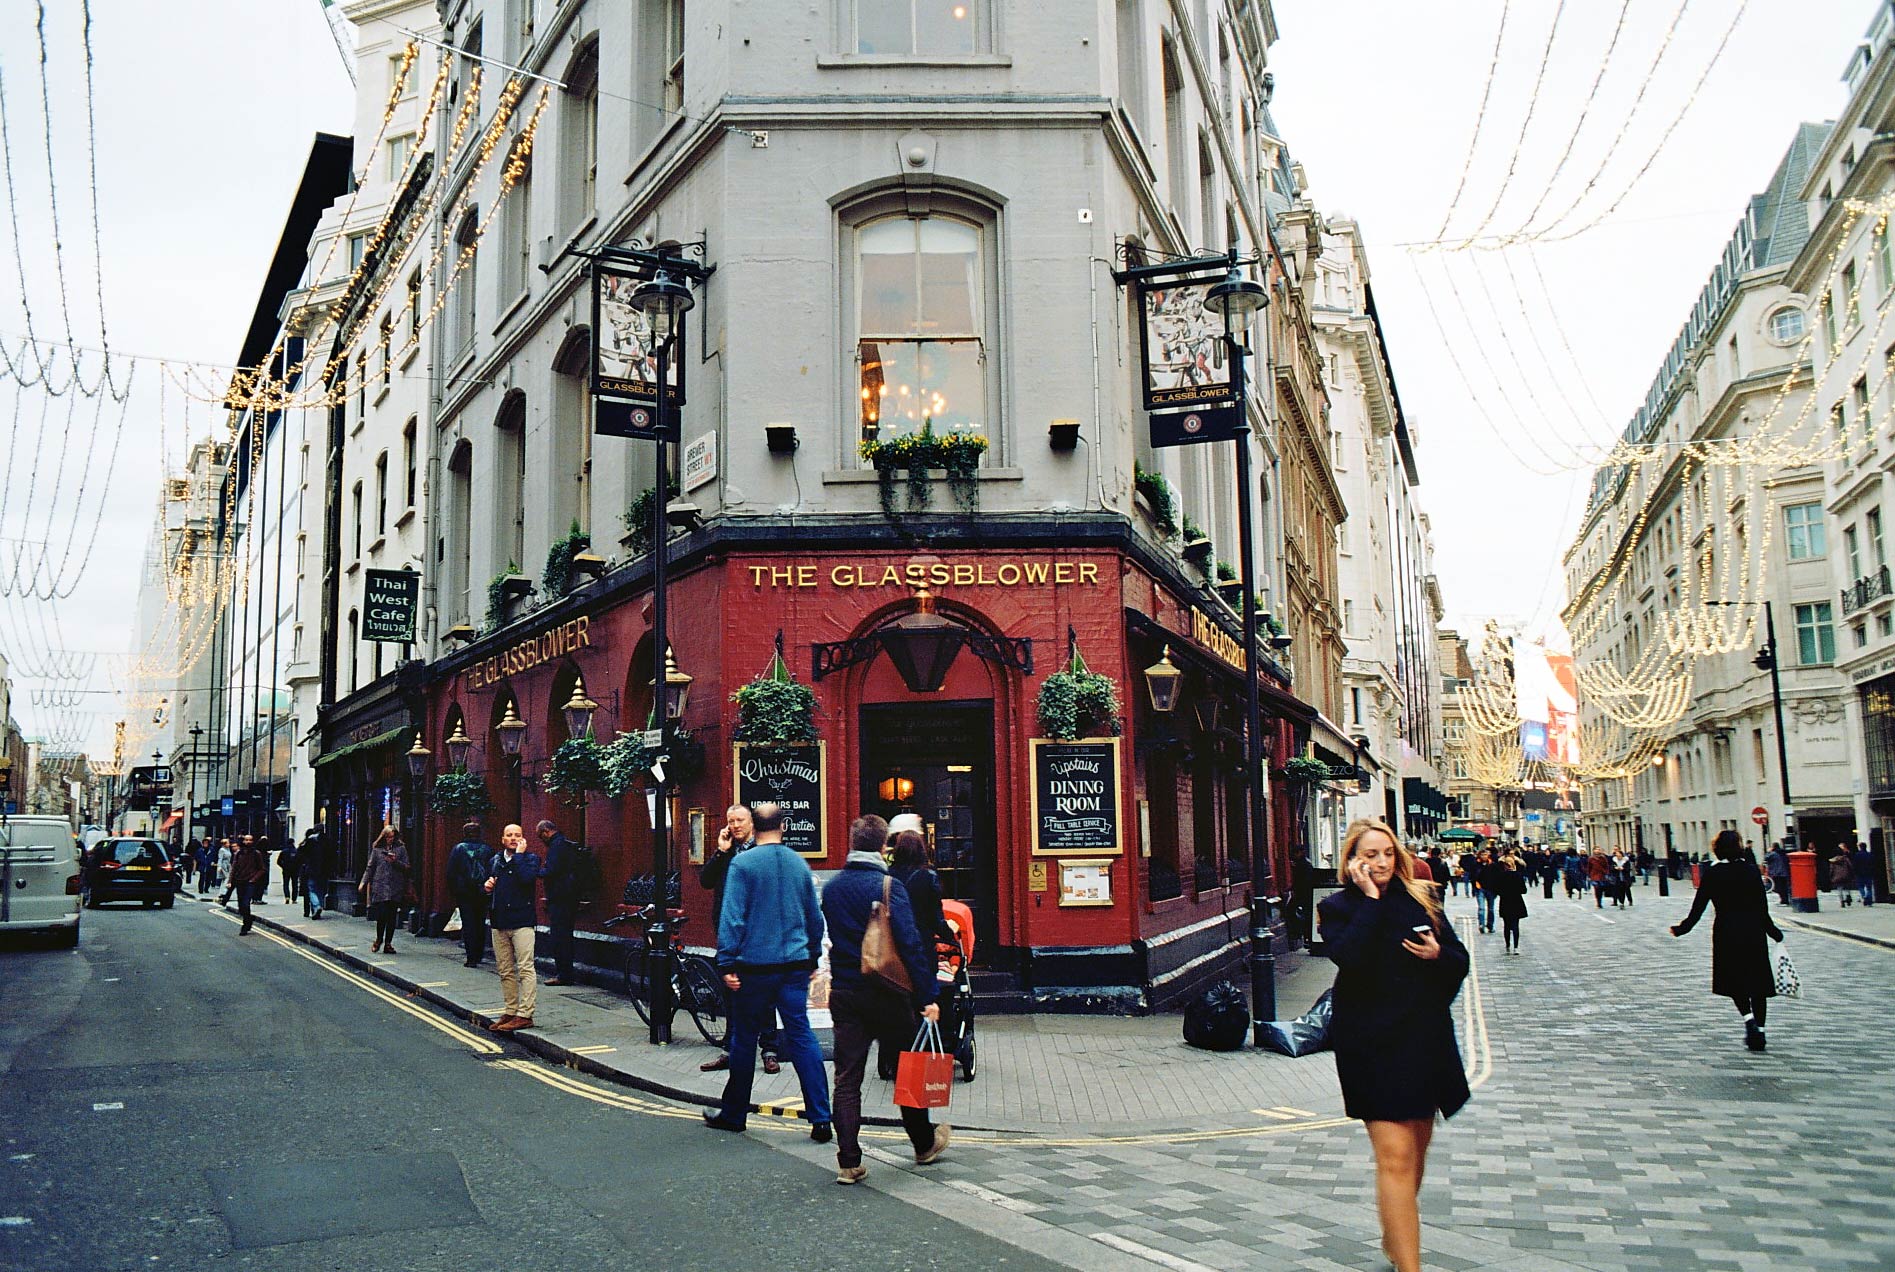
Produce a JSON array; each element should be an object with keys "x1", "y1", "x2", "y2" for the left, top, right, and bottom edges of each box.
[
  {"x1": 880, "y1": 873, "x2": 892, "y2": 910},
  {"x1": 910, "y1": 1018, "x2": 944, "y2": 1055}
]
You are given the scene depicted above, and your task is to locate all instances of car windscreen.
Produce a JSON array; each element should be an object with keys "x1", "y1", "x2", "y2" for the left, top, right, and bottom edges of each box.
[{"x1": 109, "y1": 841, "x2": 167, "y2": 865}]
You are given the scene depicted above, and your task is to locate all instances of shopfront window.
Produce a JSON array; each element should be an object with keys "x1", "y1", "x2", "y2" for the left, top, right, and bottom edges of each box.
[
  {"x1": 855, "y1": 213, "x2": 987, "y2": 449},
  {"x1": 1146, "y1": 753, "x2": 1182, "y2": 902},
  {"x1": 1863, "y1": 679, "x2": 1895, "y2": 797}
]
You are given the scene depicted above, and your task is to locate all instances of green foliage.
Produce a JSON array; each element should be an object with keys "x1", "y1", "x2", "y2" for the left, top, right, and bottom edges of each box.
[
  {"x1": 1181, "y1": 513, "x2": 1206, "y2": 542},
  {"x1": 1035, "y1": 645, "x2": 1122, "y2": 740},
  {"x1": 429, "y1": 768, "x2": 496, "y2": 819},
  {"x1": 1264, "y1": 612, "x2": 1286, "y2": 637},
  {"x1": 1283, "y1": 756, "x2": 1330, "y2": 784},
  {"x1": 732, "y1": 654, "x2": 820, "y2": 745},
  {"x1": 541, "y1": 520, "x2": 591, "y2": 598},
  {"x1": 1215, "y1": 559, "x2": 1237, "y2": 583},
  {"x1": 485, "y1": 561, "x2": 524, "y2": 634},
  {"x1": 543, "y1": 734, "x2": 613, "y2": 804},
  {"x1": 601, "y1": 726, "x2": 697, "y2": 796},
  {"x1": 622, "y1": 482, "x2": 682, "y2": 556},
  {"x1": 1134, "y1": 463, "x2": 1178, "y2": 539},
  {"x1": 861, "y1": 424, "x2": 990, "y2": 518}
]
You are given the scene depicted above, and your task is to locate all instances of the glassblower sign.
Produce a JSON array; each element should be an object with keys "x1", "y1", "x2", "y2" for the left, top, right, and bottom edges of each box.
[
  {"x1": 733, "y1": 742, "x2": 828, "y2": 859},
  {"x1": 1136, "y1": 273, "x2": 1235, "y2": 411},
  {"x1": 361, "y1": 568, "x2": 419, "y2": 643},
  {"x1": 1029, "y1": 738, "x2": 1123, "y2": 856},
  {"x1": 590, "y1": 258, "x2": 684, "y2": 440}
]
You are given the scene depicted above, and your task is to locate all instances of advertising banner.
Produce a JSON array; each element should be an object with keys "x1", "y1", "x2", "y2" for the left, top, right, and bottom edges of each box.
[{"x1": 1514, "y1": 636, "x2": 1580, "y2": 766}]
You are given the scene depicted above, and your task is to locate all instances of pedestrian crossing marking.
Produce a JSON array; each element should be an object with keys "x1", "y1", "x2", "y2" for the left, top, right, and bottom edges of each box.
[{"x1": 570, "y1": 1045, "x2": 617, "y2": 1055}]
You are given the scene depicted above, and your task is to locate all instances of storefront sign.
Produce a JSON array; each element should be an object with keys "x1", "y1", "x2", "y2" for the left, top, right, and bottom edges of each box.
[
  {"x1": 1190, "y1": 607, "x2": 1245, "y2": 672},
  {"x1": 1029, "y1": 738, "x2": 1123, "y2": 856},
  {"x1": 1136, "y1": 272, "x2": 1237, "y2": 411},
  {"x1": 362, "y1": 569, "x2": 419, "y2": 643},
  {"x1": 591, "y1": 259, "x2": 686, "y2": 406},
  {"x1": 463, "y1": 616, "x2": 594, "y2": 692},
  {"x1": 747, "y1": 559, "x2": 1104, "y2": 590},
  {"x1": 733, "y1": 742, "x2": 828, "y2": 859},
  {"x1": 1149, "y1": 404, "x2": 1245, "y2": 449}
]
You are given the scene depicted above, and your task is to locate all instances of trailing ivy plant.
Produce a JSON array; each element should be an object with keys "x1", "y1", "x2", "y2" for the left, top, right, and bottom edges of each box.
[
  {"x1": 543, "y1": 734, "x2": 613, "y2": 805},
  {"x1": 940, "y1": 429, "x2": 988, "y2": 514},
  {"x1": 732, "y1": 650, "x2": 819, "y2": 745},
  {"x1": 429, "y1": 769, "x2": 496, "y2": 819},
  {"x1": 1035, "y1": 645, "x2": 1122, "y2": 740},
  {"x1": 602, "y1": 725, "x2": 699, "y2": 796},
  {"x1": 1283, "y1": 755, "x2": 1330, "y2": 784},
  {"x1": 1264, "y1": 612, "x2": 1286, "y2": 637},
  {"x1": 1133, "y1": 463, "x2": 1179, "y2": 539},
  {"x1": 484, "y1": 561, "x2": 525, "y2": 634},
  {"x1": 861, "y1": 424, "x2": 991, "y2": 519},
  {"x1": 541, "y1": 520, "x2": 591, "y2": 598},
  {"x1": 621, "y1": 482, "x2": 682, "y2": 556},
  {"x1": 1215, "y1": 559, "x2": 1237, "y2": 583},
  {"x1": 1182, "y1": 513, "x2": 1206, "y2": 543}
]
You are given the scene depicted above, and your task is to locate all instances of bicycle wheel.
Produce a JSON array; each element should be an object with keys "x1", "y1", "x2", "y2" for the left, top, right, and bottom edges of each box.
[
  {"x1": 681, "y1": 958, "x2": 729, "y2": 1048},
  {"x1": 626, "y1": 945, "x2": 653, "y2": 1027}
]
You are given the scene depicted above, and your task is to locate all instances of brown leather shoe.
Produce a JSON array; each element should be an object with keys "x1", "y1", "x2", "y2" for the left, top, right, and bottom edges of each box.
[
  {"x1": 496, "y1": 1016, "x2": 533, "y2": 1032},
  {"x1": 489, "y1": 1015, "x2": 519, "y2": 1031},
  {"x1": 699, "y1": 1053, "x2": 730, "y2": 1071},
  {"x1": 762, "y1": 1053, "x2": 782, "y2": 1075}
]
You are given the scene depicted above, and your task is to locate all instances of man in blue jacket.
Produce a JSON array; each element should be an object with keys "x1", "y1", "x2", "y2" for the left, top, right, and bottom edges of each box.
[
  {"x1": 703, "y1": 801, "x2": 832, "y2": 1140},
  {"x1": 537, "y1": 819, "x2": 582, "y2": 984},
  {"x1": 484, "y1": 824, "x2": 542, "y2": 1032}
]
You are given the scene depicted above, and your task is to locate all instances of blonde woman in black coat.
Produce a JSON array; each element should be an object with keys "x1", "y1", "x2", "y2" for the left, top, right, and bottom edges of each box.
[{"x1": 1318, "y1": 819, "x2": 1471, "y2": 1272}]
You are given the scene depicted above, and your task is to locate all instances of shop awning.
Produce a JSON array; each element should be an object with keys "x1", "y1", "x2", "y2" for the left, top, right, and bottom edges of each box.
[
  {"x1": 1439, "y1": 827, "x2": 1484, "y2": 842},
  {"x1": 1403, "y1": 777, "x2": 1448, "y2": 824},
  {"x1": 312, "y1": 727, "x2": 407, "y2": 768}
]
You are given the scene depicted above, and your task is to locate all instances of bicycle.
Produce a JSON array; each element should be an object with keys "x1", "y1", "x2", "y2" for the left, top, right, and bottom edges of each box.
[{"x1": 602, "y1": 905, "x2": 729, "y2": 1047}]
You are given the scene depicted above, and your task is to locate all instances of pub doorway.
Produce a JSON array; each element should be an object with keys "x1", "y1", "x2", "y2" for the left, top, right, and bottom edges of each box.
[{"x1": 860, "y1": 701, "x2": 998, "y2": 960}]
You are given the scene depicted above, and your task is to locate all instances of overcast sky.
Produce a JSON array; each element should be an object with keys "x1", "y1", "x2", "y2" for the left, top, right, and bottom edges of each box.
[{"x1": 0, "y1": 0, "x2": 1874, "y2": 756}]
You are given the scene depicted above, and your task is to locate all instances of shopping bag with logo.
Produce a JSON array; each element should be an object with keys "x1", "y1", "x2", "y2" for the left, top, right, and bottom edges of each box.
[
  {"x1": 1774, "y1": 946, "x2": 1801, "y2": 999},
  {"x1": 893, "y1": 1019, "x2": 954, "y2": 1110}
]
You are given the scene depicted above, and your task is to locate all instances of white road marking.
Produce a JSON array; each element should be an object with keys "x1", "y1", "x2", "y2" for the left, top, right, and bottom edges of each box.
[
  {"x1": 943, "y1": 1178, "x2": 1042, "y2": 1214},
  {"x1": 91, "y1": 1102, "x2": 123, "y2": 1111},
  {"x1": 1596, "y1": 915, "x2": 1616, "y2": 924},
  {"x1": 0, "y1": 1217, "x2": 32, "y2": 1228},
  {"x1": 1090, "y1": 1231, "x2": 1223, "y2": 1272}
]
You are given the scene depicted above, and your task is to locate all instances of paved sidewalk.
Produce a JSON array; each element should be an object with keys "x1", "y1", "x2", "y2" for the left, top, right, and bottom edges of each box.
[
  {"x1": 200, "y1": 895, "x2": 1347, "y2": 1136},
  {"x1": 1780, "y1": 896, "x2": 1895, "y2": 949}
]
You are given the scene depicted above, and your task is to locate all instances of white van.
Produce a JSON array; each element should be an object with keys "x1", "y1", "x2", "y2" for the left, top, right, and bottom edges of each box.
[{"x1": 0, "y1": 815, "x2": 82, "y2": 947}]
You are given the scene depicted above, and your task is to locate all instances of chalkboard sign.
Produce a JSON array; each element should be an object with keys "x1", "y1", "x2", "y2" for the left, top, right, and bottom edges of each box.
[
  {"x1": 732, "y1": 742, "x2": 828, "y2": 859},
  {"x1": 1029, "y1": 738, "x2": 1123, "y2": 856},
  {"x1": 362, "y1": 569, "x2": 419, "y2": 643}
]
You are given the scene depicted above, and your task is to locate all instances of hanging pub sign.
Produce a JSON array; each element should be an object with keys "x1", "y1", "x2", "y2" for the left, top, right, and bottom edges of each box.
[
  {"x1": 1149, "y1": 403, "x2": 1245, "y2": 449},
  {"x1": 361, "y1": 568, "x2": 420, "y2": 643},
  {"x1": 1136, "y1": 272, "x2": 1235, "y2": 411},
  {"x1": 1029, "y1": 738, "x2": 1123, "y2": 856},
  {"x1": 733, "y1": 742, "x2": 828, "y2": 859},
  {"x1": 590, "y1": 258, "x2": 685, "y2": 440}
]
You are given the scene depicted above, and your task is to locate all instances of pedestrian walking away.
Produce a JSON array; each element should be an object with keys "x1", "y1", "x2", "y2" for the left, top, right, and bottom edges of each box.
[
  {"x1": 537, "y1": 819, "x2": 584, "y2": 985},
  {"x1": 822, "y1": 814, "x2": 947, "y2": 1184},
  {"x1": 696, "y1": 804, "x2": 782, "y2": 1073},
  {"x1": 703, "y1": 801, "x2": 833, "y2": 1140},
  {"x1": 485, "y1": 823, "x2": 542, "y2": 1032},
  {"x1": 215, "y1": 839, "x2": 233, "y2": 901},
  {"x1": 298, "y1": 827, "x2": 331, "y2": 919},
  {"x1": 1829, "y1": 847, "x2": 1857, "y2": 907},
  {"x1": 181, "y1": 836, "x2": 199, "y2": 889},
  {"x1": 1495, "y1": 852, "x2": 1528, "y2": 953},
  {"x1": 229, "y1": 837, "x2": 268, "y2": 935},
  {"x1": 278, "y1": 836, "x2": 300, "y2": 903},
  {"x1": 447, "y1": 822, "x2": 492, "y2": 967},
  {"x1": 359, "y1": 825, "x2": 411, "y2": 954},
  {"x1": 1671, "y1": 829, "x2": 1785, "y2": 1052},
  {"x1": 1853, "y1": 841, "x2": 1877, "y2": 906},
  {"x1": 1475, "y1": 848, "x2": 1500, "y2": 932},
  {"x1": 1318, "y1": 818, "x2": 1470, "y2": 1272},
  {"x1": 1765, "y1": 843, "x2": 1791, "y2": 906}
]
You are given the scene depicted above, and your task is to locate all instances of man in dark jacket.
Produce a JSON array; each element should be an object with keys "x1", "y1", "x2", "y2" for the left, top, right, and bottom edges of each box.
[
  {"x1": 537, "y1": 819, "x2": 582, "y2": 985},
  {"x1": 484, "y1": 824, "x2": 542, "y2": 1032},
  {"x1": 299, "y1": 828, "x2": 332, "y2": 918},
  {"x1": 447, "y1": 822, "x2": 492, "y2": 966},
  {"x1": 696, "y1": 803, "x2": 780, "y2": 1073},
  {"x1": 703, "y1": 802, "x2": 831, "y2": 1138},
  {"x1": 229, "y1": 838, "x2": 268, "y2": 935},
  {"x1": 821, "y1": 814, "x2": 946, "y2": 1184},
  {"x1": 1854, "y1": 842, "x2": 1878, "y2": 906}
]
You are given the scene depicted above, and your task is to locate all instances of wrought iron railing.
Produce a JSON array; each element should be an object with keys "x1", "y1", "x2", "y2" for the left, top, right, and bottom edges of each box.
[{"x1": 1841, "y1": 564, "x2": 1892, "y2": 615}]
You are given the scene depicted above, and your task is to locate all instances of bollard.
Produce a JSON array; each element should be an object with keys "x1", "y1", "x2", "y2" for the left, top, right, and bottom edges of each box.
[
  {"x1": 1658, "y1": 860, "x2": 1670, "y2": 897},
  {"x1": 1249, "y1": 898, "x2": 1277, "y2": 1047}
]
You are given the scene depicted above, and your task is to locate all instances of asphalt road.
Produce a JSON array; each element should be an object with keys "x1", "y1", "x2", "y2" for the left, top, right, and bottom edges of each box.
[{"x1": 0, "y1": 903, "x2": 1067, "y2": 1272}]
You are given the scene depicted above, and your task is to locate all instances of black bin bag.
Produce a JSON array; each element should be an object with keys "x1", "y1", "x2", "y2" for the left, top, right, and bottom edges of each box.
[
  {"x1": 1257, "y1": 988, "x2": 1333, "y2": 1057},
  {"x1": 1182, "y1": 980, "x2": 1250, "y2": 1051}
]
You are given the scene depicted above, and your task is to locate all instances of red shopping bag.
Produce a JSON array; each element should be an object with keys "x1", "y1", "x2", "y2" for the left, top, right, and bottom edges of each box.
[{"x1": 893, "y1": 1020, "x2": 954, "y2": 1110}]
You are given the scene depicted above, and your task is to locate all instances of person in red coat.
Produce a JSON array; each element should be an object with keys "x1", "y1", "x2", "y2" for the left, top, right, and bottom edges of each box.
[{"x1": 1318, "y1": 819, "x2": 1470, "y2": 1272}]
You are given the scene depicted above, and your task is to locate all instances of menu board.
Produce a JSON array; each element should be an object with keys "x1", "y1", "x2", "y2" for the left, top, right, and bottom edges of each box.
[
  {"x1": 1029, "y1": 738, "x2": 1123, "y2": 856},
  {"x1": 732, "y1": 742, "x2": 828, "y2": 859}
]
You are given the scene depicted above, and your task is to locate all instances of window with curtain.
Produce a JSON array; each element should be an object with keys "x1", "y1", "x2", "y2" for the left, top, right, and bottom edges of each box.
[
  {"x1": 856, "y1": 213, "x2": 986, "y2": 448},
  {"x1": 856, "y1": 0, "x2": 980, "y2": 55}
]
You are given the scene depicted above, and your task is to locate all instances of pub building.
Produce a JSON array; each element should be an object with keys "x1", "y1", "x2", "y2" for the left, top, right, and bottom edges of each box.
[{"x1": 404, "y1": 517, "x2": 1315, "y2": 1012}]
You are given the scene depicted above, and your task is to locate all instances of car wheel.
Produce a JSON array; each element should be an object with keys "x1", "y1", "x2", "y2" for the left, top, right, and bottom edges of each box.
[
  {"x1": 54, "y1": 923, "x2": 79, "y2": 949},
  {"x1": 160, "y1": 896, "x2": 174, "y2": 910},
  {"x1": 142, "y1": 898, "x2": 155, "y2": 909}
]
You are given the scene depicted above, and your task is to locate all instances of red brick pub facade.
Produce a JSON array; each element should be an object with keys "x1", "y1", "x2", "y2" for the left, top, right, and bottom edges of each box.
[{"x1": 405, "y1": 517, "x2": 1310, "y2": 1012}]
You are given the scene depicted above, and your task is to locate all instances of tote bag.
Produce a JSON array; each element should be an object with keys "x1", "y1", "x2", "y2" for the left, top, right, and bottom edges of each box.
[
  {"x1": 860, "y1": 875, "x2": 914, "y2": 996},
  {"x1": 894, "y1": 1020, "x2": 954, "y2": 1109}
]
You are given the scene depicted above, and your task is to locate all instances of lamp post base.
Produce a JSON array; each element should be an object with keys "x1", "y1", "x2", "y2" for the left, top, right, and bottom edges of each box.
[{"x1": 1248, "y1": 898, "x2": 1276, "y2": 1045}]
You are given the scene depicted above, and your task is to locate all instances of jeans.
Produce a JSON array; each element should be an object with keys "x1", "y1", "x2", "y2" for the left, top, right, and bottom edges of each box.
[
  {"x1": 236, "y1": 885, "x2": 253, "y2": 933},
  {"x1": 547, "y1": 903, "x2": 577, "y2": 979},
  {"x1": 830, "y1": 982, "x2": 934, "y2": 1168},
  {"x1": 1861, "y1": 881, "x2": 1877, "y2": 906},
  {"x1": 716, "y1": 969, "x2": 831, "y2": 1129},
  {"x1": 373, "y1": 900, "x2": 400, "y2": 947},
  {"x1": 302, "y1": 874, "x2": 326, "y2": 918},
  {"x1": 1478, "y1": 892, "x2": 1498, "y2": 930},
  {"x1": 459, "y1": 897, "x2": 488, "y2": 963}
]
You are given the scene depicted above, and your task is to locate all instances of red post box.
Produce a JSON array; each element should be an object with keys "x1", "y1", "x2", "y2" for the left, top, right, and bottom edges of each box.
[{"x1": 1788, "y1": 850, "x2": 1820, "y2": 913}]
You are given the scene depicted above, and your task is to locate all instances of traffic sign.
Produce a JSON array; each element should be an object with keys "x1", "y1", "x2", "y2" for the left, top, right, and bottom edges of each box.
[{"x1": 1751, "y1": 806, "x2": 1769, "y2": 826}]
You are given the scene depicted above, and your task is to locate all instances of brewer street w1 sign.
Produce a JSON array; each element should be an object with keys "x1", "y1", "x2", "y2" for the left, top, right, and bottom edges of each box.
[{"x1": 362, "y1": 569, "x2": 419, "y2": 643}]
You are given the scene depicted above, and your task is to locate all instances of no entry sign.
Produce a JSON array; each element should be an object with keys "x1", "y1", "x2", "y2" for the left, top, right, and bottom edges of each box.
[{"x1": 1751, "y1": 806, "x2": 1769, "y2": 826}]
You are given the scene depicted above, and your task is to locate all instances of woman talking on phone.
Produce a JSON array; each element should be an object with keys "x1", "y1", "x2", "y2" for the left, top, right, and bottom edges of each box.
[{"x1": 1318, "y1": 819, "x2": 1471, "y2": 1272}]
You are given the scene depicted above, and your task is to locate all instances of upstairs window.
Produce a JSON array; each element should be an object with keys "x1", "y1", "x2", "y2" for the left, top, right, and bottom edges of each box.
[
  {"x1": 560, "y1": 44, "x2": 598, "y2": 232},
  {"x1": 1768, "y1": 305, "x2": 1804, "y2": 344},
  {"x1": 856, "y1": 0, "x2": 981, "y2": 55},
  {"x1": 855, "y1": 213, "x2": 987, "y2": 449},
  {"x1": 1783, "y1": 502, "x2": 1825, "y2": 560}
]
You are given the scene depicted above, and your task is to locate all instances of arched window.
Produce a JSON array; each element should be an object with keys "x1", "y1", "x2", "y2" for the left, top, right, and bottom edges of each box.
[
  {"x1": 346, "y1": 609, "x2": 359, "y2": 692},
  {"x1": 450, "y1": 212, "x2": 479, "y2": 359},
  {"x1": 445, "y1": 439, "x2": 473, "y2": 624},
  {"x1": 852, "y1": 209, "x2": 991, "y2": 453},
  {"x1": 553, "y1": 329, "x2": 593, "y2": 536},
  {"x1": 494, "y1": 394, "x2": 527, "y2": 572}
]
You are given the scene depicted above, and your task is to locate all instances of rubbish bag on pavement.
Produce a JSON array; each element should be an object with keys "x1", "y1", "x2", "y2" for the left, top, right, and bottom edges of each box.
[
  {"x1": 1258, "y1": 988, "x2": 1333, "y2": 1057},
  {"x1": 1182, "y1": 980, "x2": 1250, "y2": 1051}
]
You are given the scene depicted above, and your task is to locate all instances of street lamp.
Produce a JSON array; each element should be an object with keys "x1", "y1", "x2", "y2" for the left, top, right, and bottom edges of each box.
[
  {"x1": 445, "y1": 718, "x2": 473, "y2": 770},
  {"x1": 630, "y1": 258, "x2": 698, "y2": 1047},
  {"x1": 495, "y1": 701, "x2": 528, "y2": 759},
  {"x1": 563, "y1": 677, "x2": 600, "y2": 740},
  {"x1": 405, "y1": 734, "x2": 431, "y2": 780},
  {"x1": 185, "y1": 724, "x2": 203, "y2": 848},
  {"x1": 1142, "y1": 648, "x2": 1183, "y2": 713},
  {"x1": 654, "y1": 647, "x2": 693, "y2": 721},
  {"x1": 1202, "y1": 251, "x2": 1276, "y2": 1033}
]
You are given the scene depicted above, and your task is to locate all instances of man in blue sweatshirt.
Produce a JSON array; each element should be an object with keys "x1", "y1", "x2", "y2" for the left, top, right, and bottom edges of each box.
[{"x1": 703, "y1": 801, "x2": 833, "y2": 1139}]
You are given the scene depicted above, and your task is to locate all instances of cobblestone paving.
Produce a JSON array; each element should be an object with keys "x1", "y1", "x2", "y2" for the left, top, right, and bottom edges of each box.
[{"x1": 906, "y1": 887, "x2": 1895, "y2": 1271}]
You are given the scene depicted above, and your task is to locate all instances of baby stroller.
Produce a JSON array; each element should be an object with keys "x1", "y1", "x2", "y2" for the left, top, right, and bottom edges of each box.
[{"x1": 935, "y1": 899, "x2": 977, "y2": 1082}]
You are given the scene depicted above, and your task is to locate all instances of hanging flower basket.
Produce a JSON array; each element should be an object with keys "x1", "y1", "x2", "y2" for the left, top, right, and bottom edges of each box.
[
  {"x1": 732, "y1": 650, "x2": 819, "y2": 745},
  {"x1": 861, "y1": 424, "x2": 990, "y2": 519},
  {"x1": 429, "y1": 769, "x2": 496, "y2": 819},
  {"x1": 1035, "y1": 645, "x2": 1122, "y2": 740},
  {"x1": 543, "y1": 735, "x2": 613, "y2": 805}
]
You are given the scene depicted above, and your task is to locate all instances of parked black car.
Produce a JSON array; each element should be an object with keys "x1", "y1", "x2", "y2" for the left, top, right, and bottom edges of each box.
[{"x1": 84, "y1": 839, "x2": 177, "y2": 908}]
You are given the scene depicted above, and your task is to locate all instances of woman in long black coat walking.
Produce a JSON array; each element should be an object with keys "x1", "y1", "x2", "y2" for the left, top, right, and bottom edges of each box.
[
  {"x1": 1494, "y1": 853, "x2": 1529, "y2": 954},
  {"x1": 1671, "y1": 828, "x2": 1784, "y2": 1051},
  {"x1": 1319, "y1": 819, "x2": 1471, "y2": 1272}
]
